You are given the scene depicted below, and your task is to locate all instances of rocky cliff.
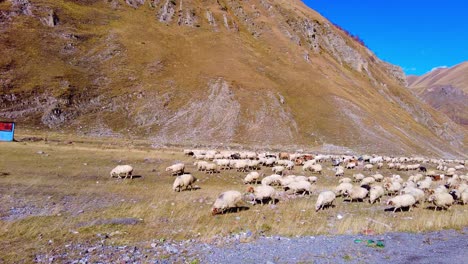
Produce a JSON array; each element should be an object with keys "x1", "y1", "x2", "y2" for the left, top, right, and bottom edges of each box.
[{"x1": 0, "y1": 0, "x2": 465, "y2": 157}]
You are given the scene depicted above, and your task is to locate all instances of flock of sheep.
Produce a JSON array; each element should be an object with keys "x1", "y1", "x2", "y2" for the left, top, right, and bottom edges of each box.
[{"x1": 110, "y1": 150, "x2": 467, "y2": 216}]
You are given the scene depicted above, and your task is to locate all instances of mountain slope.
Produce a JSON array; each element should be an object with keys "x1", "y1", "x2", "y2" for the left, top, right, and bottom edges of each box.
[
  {"x1": 0, "y1": 0, "x2": 465, "y2": 157},
  {"x1": 408, "y1": 62, "x2": 468, "y2": 127}
]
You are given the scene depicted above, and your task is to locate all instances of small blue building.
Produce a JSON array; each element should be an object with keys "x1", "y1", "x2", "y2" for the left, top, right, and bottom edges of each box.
[{"x1": 0, "y1": 121, "x2": 15, "y2": 141}]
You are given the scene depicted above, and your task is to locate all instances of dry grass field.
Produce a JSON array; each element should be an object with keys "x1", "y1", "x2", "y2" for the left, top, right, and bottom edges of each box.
[{"x1": 0, "y1": 131, "x2": 467, "y2": 262}]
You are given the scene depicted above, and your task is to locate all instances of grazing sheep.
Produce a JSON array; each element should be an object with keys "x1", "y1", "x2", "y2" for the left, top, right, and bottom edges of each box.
[
  {"x1": 335, "y1": 182, "x2": 353, "y2": 197},
  {"x1": 361, "y1": 177, "x2": 376, "y2": 186},
  {"x1": 417, "y1": 177, "x2": 433, "y2": 191},
  {"x1": 339, "y1": 177, "x2": 352, "y2": 184},
  {"x1": 110, "y1": 165, "x2": 134, "y2": 179},
  {"x1": 427, "y1": 192, "x2": 454, "y2": 211},
  {"x1": 173, "y1": 174, "x2": 197, "y2": 192},
  {"x1": 305, "y1": 164, "x2": 322, "y2": 174},
  {"x1": 387, "y1": 194, "x2": 416, "y2": 213},
  {"x1": 335, "y1": 166, "x2": 345, "y2": 177},
  {"x1": 461, "y1": 190, "x2": 468, "y2": 205},
  {"x1": 285, "y1": 180, "x2": 313, "y2": 195},
  {"x1": 243, "y1": 172, "x2": 261, "y2": 184},
  {"x1": 166, "y1": 163, "x2": 185, "y2": 176},
  {"x1": 363, "y1": 164, "x2": 373, "y2": 171},
  {"x1": 400, "y1": 187, "x2": 425, "y2": 204},
  {"x1": 408, "y1": 174, "x2": 424, "y2": 183},
  {"x1": 369, "y1": 185, "x2": 384, "y2": 204},
  {"x1": 234, "y1": 160, "x2": 250, "y2": 172},
  {"x1": 344, "y1": 186, "x2": 369, "y2": 202},
  {"x1": 261, "y1": 174, "x2": 282, "y2": 186},
  {"x1": 247, "y1": 185, "x2": 276, "y2": 204},
  {"x1": 315, "y1": 191, "x2": 336, "y2": 211},
  {"x1": 204, "y1": 163, "x2": 219, "y2": 174},
  {"x1": 302, "y1": 160, "x2": 317, "y2": 171},
  {"x1": 372, "y1": 174, "x2": 384, "y2": 182},
  {"x1": 278, "y1": 176, "x2": 296, "y2": 187},
  {"x1": 194, "y1": 161, "x2": 209, "y2": 171},
  {"x1": 353, "y1": 173, "x2": 365, "y2": 182},
  {"x1": 307, "y1": 176, "x2": 318, "y2": 184},
  {"x1": 345, "y1": 162, "x2": 356, "y2": 169},
  {"x1": 294, "y1": 176, "x2": 308, "y2": 182},
  {"x1": 272, "y1": 166, "x2": 285, "y2": 175},
  {"x1": 384, "y1": 181, "x2": 402, "y2": 195},
  {"x1": 211, "y1": 191, "x2": 244, "y2": 215},
  {"x1": 377, "y1": 162, "x2": 384, "y2": 169}
]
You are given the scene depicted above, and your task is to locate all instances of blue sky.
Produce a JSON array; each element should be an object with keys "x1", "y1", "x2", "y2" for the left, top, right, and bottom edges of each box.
[{"x1": 303, "y1": 0, "x2": 468, "y2": 76}]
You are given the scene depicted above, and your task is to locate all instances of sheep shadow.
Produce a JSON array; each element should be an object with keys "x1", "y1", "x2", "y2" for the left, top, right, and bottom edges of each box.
[
  {"x1": 254, "y1": 198, "x2": 280, "y2": 205},
  {"x1": 178, "y1": 186, "x2": 201, "y2": 192},
  {"x1": 424, "y1": 206, "x2": 449, "y2": 211},
  {"x1": 316, "y1": 204, "x2": 336, "y2": 211},
  {"x1": 219, "y1": 206, "x2": 250, "y2": 215},
  {"x1": 384, "y1": 206, "x2": 411, "y2": 212},
  {"x1": 343, "y1": 198, "x2": 365, "y2": 203}
]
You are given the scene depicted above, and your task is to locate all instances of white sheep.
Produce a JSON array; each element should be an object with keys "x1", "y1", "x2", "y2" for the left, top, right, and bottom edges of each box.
[
  {"x1": 384, "y1": 181, "x2": 402, "y2": 195},
  {"x1": 173, "y1": 174, "x2": 197, "y2": 192},
  {"x1": 372, "y1": 174, "x2": 384, "y2": 182},
  {"x1": 243, "y1": 172, "x2": 261, "y2": 184},
  {"x1": 461, "y1": 190, "x2": 468, "y2": 205},
  {"x1": 247, "y1": 185, "x2": 276, "y2": 204},
  {"x1": 305, "y1": 164, "x2": 322, "y2": 174},
  {"x1": 204, "y1": 163, "x2": 219, "y2": 174},
  {"x1": 361, "y1": 177, "x2": 376, "y2": 186},
  {"x1": 335, "y1": 182, "x2": 353, "y2": 197},
  {"x1": 369, "y1": 185, "x2": 384, "y2": 204},
  {"x1": 284, "y1": 180, "x2": 313, "y2": 195},
  {"x1": 353, "y1": 173, "x2": 365, "y2": 182},
  {"x1": 194, "y1": 161, "x2": 209, "y2": 171},
  {"x1": 166, "y1": 163, "x2": 185, "y2": 176},
  {"x1": 272, "y1": 166, "x2": 285, "y2": 175},
  {"x1": 315, "y1": 191, "x2": 336, "y2": 211},
  {"x1": 211, "y1": 190, "x2": 244, "y2": 215},
  {"x1": 387, "y1": 194, "x2": 416, "y2": 213},
  {"x1": 234, "y1": 160, "x2": 250, "y2": 172},
  {"x1": 417, "y1": 177, "x2": 432, "y2": 191},
  {"x1": 261, "y1": 174, "x2": 282, "y2": 186},
  {"x1": 307, "y1": 176, "x2": 318, "y2": 184},
  {"x1": 427, "y1": 192, "x2": 454, "y2": 211},
  {"x1": 344, "y1": 186, "x2": 369, "y2": 202},
  {"x1": 400, "y1": 187, "x2": 425, "y2": 204},
  {"x1": 110, "y1": 165, "x2": 134, "y2": 179},
  {"x1": 334, "y1": 166, "x2": 345, "y2": 177},
  {"x1": 339, "y1": 177, "x2": 352, "y2": 184},
  {"x1": 363, "y1": 164, "x2": 373, "y2": 171}
]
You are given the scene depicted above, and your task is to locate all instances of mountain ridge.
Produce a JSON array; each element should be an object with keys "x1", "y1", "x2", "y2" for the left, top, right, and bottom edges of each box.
[{"x1": 0, "y1": 0, "x2": 465, "y2": 157}]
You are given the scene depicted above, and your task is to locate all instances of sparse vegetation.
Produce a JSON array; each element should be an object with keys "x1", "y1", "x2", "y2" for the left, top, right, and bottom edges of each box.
[{"x1": 0, "y1": 130, "x2": 466, "y2": 262}]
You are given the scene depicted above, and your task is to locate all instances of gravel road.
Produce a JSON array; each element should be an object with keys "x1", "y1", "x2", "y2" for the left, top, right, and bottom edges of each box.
[{"x1": 34, "y1": 228, "x2": 467, "y2": 263}]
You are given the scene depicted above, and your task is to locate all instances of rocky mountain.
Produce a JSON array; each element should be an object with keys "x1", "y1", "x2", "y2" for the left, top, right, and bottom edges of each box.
[
  {"x1": 0, "y1": 0, "x2": 465, "y2": 157},
  {"x1": 408, "y1": 62, "x2": 468, "y2": 128}
]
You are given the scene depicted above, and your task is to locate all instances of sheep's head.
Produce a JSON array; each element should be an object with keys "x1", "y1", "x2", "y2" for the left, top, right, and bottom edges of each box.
[
  {"x1": 246, "y1": 186, "x2": 255, "y2": 193},
  {"x1": 165, "y1": 167, "x2": 171, "y2": 172},
  {"x1": 387, "y1": 200, "x2": 394, "y2": 206},
  {"x1": 211, "y1": 208, "x2": 219, "y2": 215}
]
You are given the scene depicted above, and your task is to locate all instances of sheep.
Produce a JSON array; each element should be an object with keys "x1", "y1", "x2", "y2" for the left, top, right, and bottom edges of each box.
[
  {"x1": 372, "y1": 174, "x2": 384, "y2": 182},
  {"x1": 363, "y1": 164, "x2": 373, "y2": 171},
  {"x1": 173, "y1": 174, "x2": 197, "y2": 192},
  {"x1": 387, "y1": 194, "x2": 416, "y2": 213},
  {"x1": 408, "y1": 174, "x2": 424, "y2": 183},
  {"x1": 369, "y1": 185, "x2": 384, "y2": 204},
  {"x1": 272, "y1": 166, "x2": 285, "y2": 175},
  {"x1": 361, "y1": 177, "x2": 376, "y2": 186},
  {"x1": 278, "y1": 176, "x2": 296, "y2": 187},
  {"x1": 377, "y1": 162, "x2": 384, "y2": 169},
  {"x1": 304, "y1": 164, "x2": 322, "y2": 174},
  {"x1": 339, "y1": 177, "x2": 352, "y2": 184},
  {"x1": 307, "y1": 176, "x2": 318, "y2": 184},
  {"x1": 315, "y1": 191, "x2": 336, "y2": 211},
  {"x1": 353, "y1": 173, "x2": 365, "y2": 182},
  {"x1": 166, "y1": 163, "x2": 185, "y2": 176},
  {"x1": 294, "y1": 175, "x2": 308, "y2": 182},
  {"x1": 214, "y1": 159, "x2": 231, "y2": 170},
  {"x1": 204, "y1": 163, "x2": 219, "y2": 174},
  {"x1": 335, "y1": 182, "x2": 353, "y2": 197},
  {"x1": 335, "y1": 166, "x2": 345, "y2": 177},
  {"x1": 427, "y1": 192, "x2": 454, "y2": 211},
  {"x1": 110, "y1": 165, "x2": 134, "y2": 179},
  {"x1": 400, "y1": 187, "x2": 425, "y2": 204},
  {"x1": 344, "y1": 186, "x2": 368, "y2": 202},
  {"x1": 194, "y1": 161, "x2": 209, "y2": 171},
  {"x1": 234, "y1": 160, "x2": 250, "y2": 172},
  {"x1": 302, "y1": 160, "x2": 317, "y2": 171},
  {"x1": 243, "y1": 172, "x2": 261, "y2": 184},
  {"x1": 261, "y1": 174, "x2": 282, "y2": 186},
  {"x1": 284, "y1": 180, "x2": 313, "y2": 195},
  {"x1": 384, "y1": 181, "x2": 402, "y2": 196},
  {"x1": 345, "y1": 162, "x2": 356, "y2": 169},
  {"x1": 417, "y1": 177, "x2": 433, "y2": 191},
  {"x1": 211, "y1": 190, "x2": 244, "y2": 215},
  {"x1": 247, "y1": 185, "x2": 276, "y2": 205},
  {"x1": 461, "y1": 190, "x2": 468, "y2": 205}
]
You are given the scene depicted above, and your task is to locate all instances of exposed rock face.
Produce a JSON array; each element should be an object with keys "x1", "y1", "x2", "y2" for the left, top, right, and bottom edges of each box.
[{"x1": 0, "y1": 0, "x2": 465, "y2": 157}]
